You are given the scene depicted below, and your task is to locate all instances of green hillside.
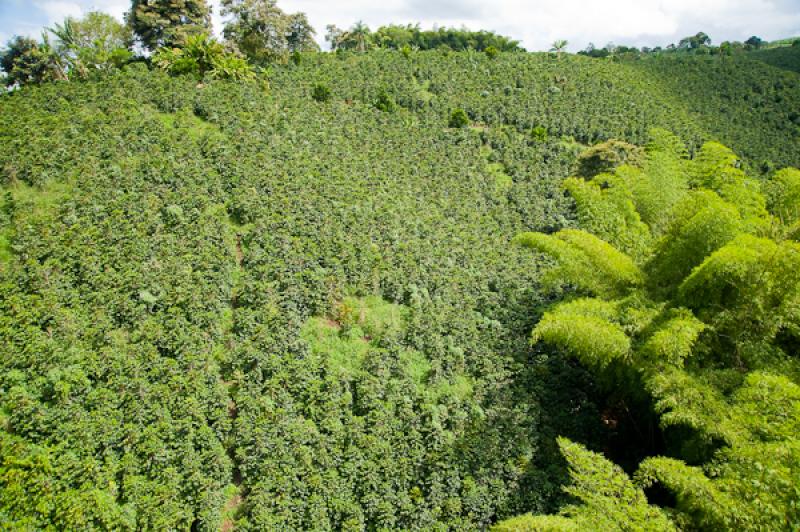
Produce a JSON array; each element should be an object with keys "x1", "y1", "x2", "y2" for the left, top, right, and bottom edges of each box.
[
  {"x1": 750, "y1": 44, "x2": 800, "y2": 74},
  {"x1": 1, "y1": 48, "x2": 799, "y2": 530},
  {"x1": 765, "y1": 36, "x2": 800, "y2": 48},
  {"x1": 628, "y1": 50, "x2": 800, "y2": 167}
]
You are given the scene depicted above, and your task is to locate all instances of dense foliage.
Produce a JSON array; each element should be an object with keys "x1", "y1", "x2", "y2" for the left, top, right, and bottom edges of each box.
[
  {"x1": 151, "y1": 34, "x2": 254, "y2": 81},
  {"x1": 127, "y1": 0, "x2": 211, "y2": 50},
  {"x1": 324, "y1": 23, "x2": 522, "y2": 53},
  {"x1": 1, "y1": 12, "x2": 134, "y2": 87},
  {"x1": 48, "y1": 12, "x2": 134, "y2": 78},
  {"x1": 1, "y1": 42, "x2": 799, "y2": 530},
  {"x1": 579, "y1": 32, "x2": 798, "y2": 58},
  {"x1": 0, "y1": 61, "x2": 579, "y2": 529},
  {"x1": 372, "y1": 24, "x2": 522, "y2": 52},
  {"x1": 0, "y1": 36, "x2": 66, "y2": 87},
  {"x1": 629, "y1": 52, "x2": 800, "y2": 171},
  {"x1": 221, "y1": 0, "x2": 318, "y2": 64},
  {"x1": 499, "y1": 131, "x2": 800, "y2": 529}
]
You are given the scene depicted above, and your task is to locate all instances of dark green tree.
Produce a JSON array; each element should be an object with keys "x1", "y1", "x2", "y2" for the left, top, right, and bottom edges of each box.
[
  {"x1": 311, "y1": 83, "x2": 332, "y2": 102},
  {"x1": 448, "y1": 108, "x2": 469, "y2": 128},
  {"x1": 678, "y1": 32, "x2": 711, "y2": 51},
  {"x1": 126, "y1": 0, "x2": 211, "y2": 50},
  {"x1": 0, "y1": 35, "x2": 65, "y2": 87},
  {"x1": 374, "y1": 89, "x2": 396, "y2": 112},
  {"x1": 744, "y1": 36, "x2": 764, "y2": 50},
  {"x1": 286, "y1": 13, "x2": 318, "y2": 53},
  {"x1": 371, "y1": 24, "x2": 522, "y2": 52}
]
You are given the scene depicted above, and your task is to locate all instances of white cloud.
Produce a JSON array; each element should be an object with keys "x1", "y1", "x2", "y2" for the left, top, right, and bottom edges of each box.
[
  {"x1": 5, "y1": 0, "x2": 800, "y2": 51},
  {"x1": 275, "y1": 0, "x2": 800, "y2": 50},
  {"x1": 32, "y1": 1, "x2": 84, "y2": 24}
]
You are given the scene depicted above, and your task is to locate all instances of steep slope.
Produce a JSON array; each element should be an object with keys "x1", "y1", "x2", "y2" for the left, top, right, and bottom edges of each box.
[
  {"x1": 630, "y1": 52, "x2": 800, "y2": 170},
  {"x1": 750, "y1": 44, "x2": 800, "y2": 74},
  {"x1": 0, "y1": 50, "x2": 798, "y2": 529}
]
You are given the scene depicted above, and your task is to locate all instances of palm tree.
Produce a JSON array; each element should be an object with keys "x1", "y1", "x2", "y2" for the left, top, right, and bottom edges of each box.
[
  {"x1": 48, "y1": 18, "x2": 78, "y2": 50},
  {"x1": 550, "y1": 39, "x2": 568, "y2": 58},
  {"x1": 349, "y1": 21, "x2": 371, "y2": 52}
]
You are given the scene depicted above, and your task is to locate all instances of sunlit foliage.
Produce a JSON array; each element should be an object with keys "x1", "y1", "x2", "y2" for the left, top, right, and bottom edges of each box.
[{"x1": 503, "y1": 131, "x2": 800, "y2": 529}]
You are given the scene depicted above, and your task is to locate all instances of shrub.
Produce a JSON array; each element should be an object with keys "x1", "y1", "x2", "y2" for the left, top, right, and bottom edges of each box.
[
  {"x1": 209, "y1": 54, "x2": 254, "y2": 81},
  {"x1": 530, "y1": 125, "x2": 548, "y2": 142},
  {"x1": 151, "y1": 33, "x2": 253, "y2": 81},
  {"x1": 448, "y1": 108, "x2": 469, "y2": 128},
  {"x1": 374, "y1": 89, "x2": 396, "y2": 112},
  {"x1": 311, "y1": 83, "x2": 331, "y2": 102},
  {"x1": 485, "y1": 46, "x2": 499, "y2": 59}
]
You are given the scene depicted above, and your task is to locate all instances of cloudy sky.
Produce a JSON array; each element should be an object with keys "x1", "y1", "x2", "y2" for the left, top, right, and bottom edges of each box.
[{"x1": 2, "y1": 0, "x2": 799, "y2": 52}]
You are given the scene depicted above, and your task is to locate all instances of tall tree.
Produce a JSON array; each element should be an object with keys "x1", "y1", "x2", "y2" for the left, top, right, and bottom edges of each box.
[
  {"x1": 678, "y1": 31, "x2": 711, "y2": 51},
  {"x1": 126, "y1": 0, "x2": 211, "y2": 50},
  {"x1": 286, "y1": 13, "x2": 318, "y2": 53},
  {"x1": 326, "y1": 21, "x2": 373, "y2": 52},
  {"x1": 349, "y1": 21, "x2": 372, "y2": 53},
  {"x1": 325, "y1": 24, "x2": 345, "y2": 50},
  {"x1": 550, "y1": 39, "x2": 568, "y2": 57},
  {"x1": 0, "y1": 35, "x2": 65, "y2": 87},
  {"x1": 222, "y1": 0, "x2": 317, "y2": 62},
  {"x1": 744, "y1": 35, "x2": 764, "y2": 50},
  {"x1": 49, "y1": 12, "x2": 132, "y2": 77}
]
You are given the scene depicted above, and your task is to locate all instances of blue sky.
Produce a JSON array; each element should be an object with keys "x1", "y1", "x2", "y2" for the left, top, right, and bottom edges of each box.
[{"x1": 2, "y1": 0, "x2": 799, "y2": 52}]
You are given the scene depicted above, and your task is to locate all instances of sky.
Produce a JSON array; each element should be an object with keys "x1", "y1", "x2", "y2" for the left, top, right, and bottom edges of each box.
[{"x1": 1, "y1": 0, "x2": 799, "y2": 52}]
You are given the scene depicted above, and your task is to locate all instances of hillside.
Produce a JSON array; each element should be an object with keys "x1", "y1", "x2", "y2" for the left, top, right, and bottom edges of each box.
[
  {"x1": 1, "y1": 50, "x2": 799, "y2": 530},
  {"x1": 750, "y1": 44, "x2": 800, "y2": 74},
  {"x1": 628, "y1": 50, "x2": 800, "y2": 169}
]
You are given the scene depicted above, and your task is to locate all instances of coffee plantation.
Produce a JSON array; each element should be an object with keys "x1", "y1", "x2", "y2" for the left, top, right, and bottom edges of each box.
[{"x1": 1, "y1": 27, "x2": 799, "y2": 531}]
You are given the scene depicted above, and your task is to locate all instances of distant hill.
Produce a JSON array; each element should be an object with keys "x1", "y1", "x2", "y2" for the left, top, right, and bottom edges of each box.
[
  {"x1": 750, "y1": 43, "x2": 800, "y2": 74},
  {"x1": 766, "y1": 36, "x2": 800, "y2": 48},
  {"x1": 627, "y1": 49, "x2": 800, "y2": 168}
]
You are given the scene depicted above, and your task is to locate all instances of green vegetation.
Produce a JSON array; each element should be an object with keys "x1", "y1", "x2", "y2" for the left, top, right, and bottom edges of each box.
[
  {"x1": 127, "y1": 0, "x2": 211, "y2": 50},
  {"x1": 629, "y1": 51, "x2": 800, "y2": 170},
  {"x1": 49, "y1": 12, "x2": 133, "y2": 77},
  {"x1": 449, "y1": 107, "x2": 470, "y2": 128},
  {"x1": 0, "y1": 35, "x2": 67, "y2": 86},
  {"x1": 311, "y1": 82, "x2": 332, "y2": 102},
  {"x1": 2, "y1": 5, "x2": 800, "y2": 529},
  {"x1": 750, "y1": 45, "x2": 800, "y2": 74},
  {"x1": 0, "y1": 61, "x2": 573, "y2": 529},
  {"x1": 326, "y1": 23, "x2": 522, "y2": 52},
  {"x1": 151, "y1": 34, "x2": 254, "y2": 80},
  {"x1": 221, "y1": 0, "x2": 318, "y2": 64},
  {"x1": 499, "y1": 131, "x2": 800, "y2": 530}
]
